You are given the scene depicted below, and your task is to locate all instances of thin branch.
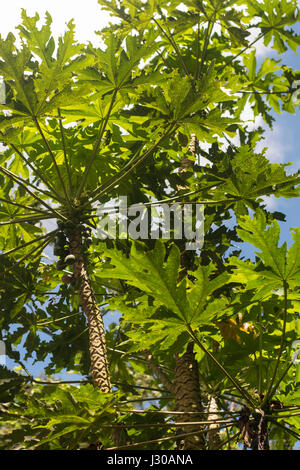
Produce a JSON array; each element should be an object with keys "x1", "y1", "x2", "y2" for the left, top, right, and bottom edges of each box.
[
  {"x1": 264, "y1": 280, "x2": 288, "y2": 404},
  {"x1": 86, "y1": 181, "x2": 224, "y2": 213},
  {"x1": 57, "y1": 108, "x2": 73, "y2": 195},
  {"x1": 119, "y1": 396, "x2": 172, "y2": 404},
  {"x1": 144, "y1": 351, "x2": 175, "y2": 394},
  {"x1": 36, "y1": 311, "x2": 82, "y2": 326},
  {"x1": 197, "y1": 15, "x2": 215, "y2": 80},
  {"x1": 0, "y1": 165, "x2": 57, "y2": 203},
  {"x1": 221, "y1": 393, "x2": 247, "y2": 406},
  {"x1": 269, "y1": 418, "x2": 300, "y2": 441},
  {"x1": 9, "y1": 143, "x2": 63, "y2": 202},
  {"x1": 152, "y1": 17, "x2": 189, "y2": 77},
  {"x1": 269, "y1": 362, "x2": 294, "y2": 399},
  {"x1": 95, "y1": 419, "x2": 237, "y2": 429},
  {"x1": 0, "y1": 165, "x2": 65, "y2": 219},
  {"x1": 218, "y1": 31, "x2": 268, "y2": 74},
  {"x1": 34, "y1": 118, "x2": 71, "y2": 206},
  {"x1": 239, "y1": 89, "x2": 290, "y2": 95},
  {"x1": 87, "y1": 193, "x2": 234, "y2": 216},
  {"x1": 5, "y1": 235, "x2": 55, "y2": 272},
  {"x1": 113, "y1": 382, "x2": 168, "y2": 393},
  {"x1": 271, "y1": 406, "x2": 300, "y2": 413},
  {"x1": 0, "y1": 230, "x2": 57, "y2": 257},
  {"x1": 0, "y1": 197, "x2": 49, "y2": 215},
  {"x1": 257, "y1": 305, "x2": 263, "y2": 396},
  {"x1": 266, "y1": 412, "x2": 300, "y2": 419},
  {"x1": 106, "y1": 423, "x2": 236, "y2": 450},
  {"x1": 215, "y1": 430, "x2": 241, "y2": 450},
  {"x1": 106, "y1": 347, "x2": 173, "y2": 373},
  {"x1": 0, "y1": 215, "x2": 52, "y2": 226},
  {"x1": 75, "y1": 90, "x2": 117, "y2": 199},
  {"x1": 118, "y1": 408, "x2": 240, "y2": 416},
  {"x1": 87, "y1": 123, "x2": 177, "y2": 207},
  {"x1": 194, "y1": 16, "x2": 201, "y2": 81}
]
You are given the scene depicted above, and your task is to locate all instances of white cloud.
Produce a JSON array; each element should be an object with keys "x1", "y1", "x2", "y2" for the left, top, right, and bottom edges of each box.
[
  {"x1": 260, "y1": 195, "x2": 279, "y2": 211},
  {"x1": 254, "y1": 36, "x2": 274, "y2": 58},
  {"x1": 240, "y1": 100, "x2": 264, "y2": 130},
  {"x1": 255, "y1": 124, "x2": 299, "y2": 210},
  {"x1": 0, "y1": 0, "x2": 111, "y2": 44},
  {"x1": 256, "y1": 124, "x2": 293, "y2": 164},
  {"x1": 242, "y1": 24, "x2": 274, "y2": 58}
]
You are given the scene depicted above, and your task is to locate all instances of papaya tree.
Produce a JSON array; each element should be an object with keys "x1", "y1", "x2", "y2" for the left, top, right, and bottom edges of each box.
[{"x1": 0, "y1": 0, "x2": 300, "y2": 450}]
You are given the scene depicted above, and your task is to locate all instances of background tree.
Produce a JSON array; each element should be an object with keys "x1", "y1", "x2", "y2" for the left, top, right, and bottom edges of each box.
[{"x1": 0, "y1": 0, "x2": 300, "y2": 450}]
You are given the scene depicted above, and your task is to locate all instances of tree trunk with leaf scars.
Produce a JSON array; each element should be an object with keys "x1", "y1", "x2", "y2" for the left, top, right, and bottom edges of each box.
[
  {"x1": 207, "y1": 395, "x2": 222, "y2": 450},
  {"x1": 174, "y1": 135, "x2": 206, "y2": 450},
  {"x1": 69, "y1": 228, "x2": 111, "y2": 393},
  {"x1": 174, "y1": 342, "x2": 205, "y2": 450}
]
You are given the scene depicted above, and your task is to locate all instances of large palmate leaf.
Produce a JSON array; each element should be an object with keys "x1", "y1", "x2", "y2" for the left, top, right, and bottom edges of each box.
[
  {"x1": 196, "y1": 144, "x2": 300, "y2": 216},
  {"x1": 96, "y1": 240, "x2": 232, "y2": 326},
  {"x1": 246, "y1": 0, "x2": 300, "y2": 53},
  {"x1": 96, "y1": 241, "x2": 189, "y2": 321},
  {"x1": 229, "y1": 212, "x2": 300, "y2": 297}
]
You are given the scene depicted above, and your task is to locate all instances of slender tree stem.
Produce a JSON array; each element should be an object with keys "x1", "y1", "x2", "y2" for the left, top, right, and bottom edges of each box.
[
  {"x1": 194, "y1": 17, "x2": 201, "y2": 81},
  {"x1": 152, "y1": 17, "x2": 189, "y2": 77},
  {"x1": 58, "y1": 108, "x2": 73, "y2": 195},
  {"x1": 239, "y1": 89, "x2": 291, "y2": 95},
  {"x1": 34, "y1": 118, "x2": 71, "y2": 206},
  {"x1": 258, "y1": 306, "x2": 263, "y2": 396},
  {"x1": 269, "y1": 418, "x2": 300, "y2": 440},
  {"x1": 144, "y1": 351, "x2": 175, "y2": 393},
  {"x1": 76, "y1": 90, "x2": 117, "y2": 199},
  {"x1": 0, "y1": 230, "x2": 57, "y2": 257},
  {"x1": 86, "y1": 181, "x2": 224, "y2": 212},
  {"x1": 265, "y1": 412, "x2": 300, "y2": 419},
  {"x1": 218, "y1": 31, "x2": 269, "y2": 74},
  {"x1": 119, "y1": 396, "x2": 171, "y2": 403},
  {"x1": 9, "y1": 143, "x2": 63, "y2": 202},
  {"x1": 264, "y1": 280, "x2": 288, "y2": 404},
  {"x1": 197, "y1": 15, "x2": 215, "y2": 80},
  {"x1": 0, "y1": 165, "x2": 65, "y2": 219},
  {"x1": 0, "y1": 215, "x2": 53, "y2": 226},
  {"x1": 270, "y1": 363, "x2": 294, "y2": 399},
  {"x1": 36, "y1": 311, "x2": 82, "y2": 326},
  {"x1": 0, "y1": 197, "x2": 48, "y2": 215},
  {"x1": 87, "y1": 124, "x2": 176, "y2": 207},
  {"x1": 118, "y1": 409, "x2": 240, "y2": 416},
  {"x1": 0, "y1": 165, "x2": 55, "y2": 202},
  {"x1": 215, "y1": 430, "x2": 241, "y2": 450},
  {"x1": 5, "y1": 236, "x2": 54, "y2": 272},
  {"x1": 91, "y1": 419, "x2": 237, "y2": 429},
  {"x1": 106, "y1": 423, "x2": 236, "y2": 450},
  {"x1": 88, "y1": 142, "x2": 147, "y2": 200}
]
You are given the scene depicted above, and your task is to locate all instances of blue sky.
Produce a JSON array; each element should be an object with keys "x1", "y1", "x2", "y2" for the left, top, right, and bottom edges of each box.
[{"x1": 1, "y1": 1, "x2": 300, "y2": 379}]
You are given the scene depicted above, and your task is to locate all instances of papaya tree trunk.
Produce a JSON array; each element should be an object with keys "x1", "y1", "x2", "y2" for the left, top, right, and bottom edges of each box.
[
  {"x1": 69, "y1": 229, "x2": 111, "y2": 393},
  {"x1": 174, "y1": 342, "x2": 205, "y2": 450},
  {"x1": 251, "y1": 411, "x2": 269, "y2": 450},
  {"x1": 207, "y1": 395, "x2": 222, "y2": 450},
  {"x1": 145, "y1": 351, "x2": 175, "y2": 393}
]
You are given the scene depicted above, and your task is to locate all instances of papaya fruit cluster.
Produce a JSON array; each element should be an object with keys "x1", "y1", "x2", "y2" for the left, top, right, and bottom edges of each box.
[{"x1": 54, "y1": 220, "x2": 93, "y2": 271}]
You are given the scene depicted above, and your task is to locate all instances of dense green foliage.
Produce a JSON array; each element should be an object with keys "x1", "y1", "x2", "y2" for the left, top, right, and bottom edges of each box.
[{"x1": 0, "y1": 0, "x2": 300, "y2": 450}]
